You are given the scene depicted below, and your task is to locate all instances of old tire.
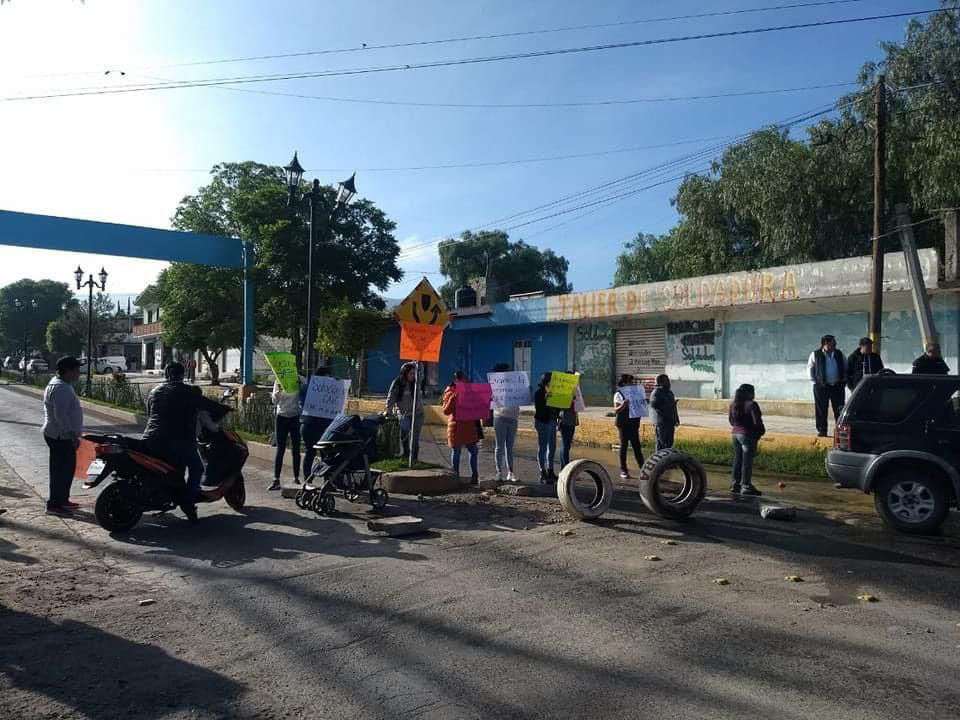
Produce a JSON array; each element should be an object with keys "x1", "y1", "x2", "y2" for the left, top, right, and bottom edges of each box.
[
  {"x1": 637, "y1": 449, "x2": 707, "y2": 521},
  {"x1": 224, "y1": 474, "x2": 246, "y2": 512},
  {"x1": 874, "y1": 472, "x2": 950, "y2": 535},
  {"x1": 557, "y1": 459, "x2": 614, "y2": 520},
  {"x1": 94, "y1": 483, "x2": 143, "y2": 532}
]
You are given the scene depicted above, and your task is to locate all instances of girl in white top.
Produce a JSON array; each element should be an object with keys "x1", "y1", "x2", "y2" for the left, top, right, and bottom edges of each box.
[{"x1": 268, "y1": 378, "x2": 303, "y2": 491}]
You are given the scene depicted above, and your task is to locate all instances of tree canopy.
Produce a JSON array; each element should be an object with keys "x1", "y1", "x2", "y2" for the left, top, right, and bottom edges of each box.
[
  {"x1": 45, "y1": 294, "x2": 115, "y2": 358},
  {"x1": 315, "y1": 303, "x2": 392, "y2": 392},
  {"x1": 437, "y1": 230, "x2": 571, "y2": 305},
  {"x1": 0, "y1": 279, "x2": 73, "y2": 356},
  {"x1": 614, "y1": 6, "x2": 960, "y2": 285}
]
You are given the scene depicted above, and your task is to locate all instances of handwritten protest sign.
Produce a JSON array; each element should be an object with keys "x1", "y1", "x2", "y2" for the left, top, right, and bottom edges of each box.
[
  {"x1": 574, "y1": 384, "x2": 586, "y2": 413},
  {"x1": 399, "y1": 321, "x2": 444, "y2": 362},
  {"x1": 618, "y1": 384, "x2": 649, "y2": 419},
  {"x1": 487, "y1": 371, "x2": 530, "y2": 408},
  {"x1": 302, "y1": 376, "x2": 352, "y2": 419},
  {"x1": 263, "y1": 351, "x2": 299, "y2": 394},
  {"x1": 546, "y1": 371, "x2": 579, "y2": 409},
  {"x1": 454, "y1": 381, "x2": 493, "y2": 422}
]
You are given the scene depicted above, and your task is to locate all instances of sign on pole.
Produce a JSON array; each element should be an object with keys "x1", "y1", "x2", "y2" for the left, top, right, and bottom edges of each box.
[
  {"x1": 394, "y1": 278, "x2": 450, "y2": 327},
  {"x1": 263, "y1": 351, "x2": 300, "y2": 394},
  {"x1": 546, "y1": 371, "x2": 579, "y2": 409},
  {"x1": 453, "y1": 381, "x2": 493, "y2": 421},
  {"x1": 399, "y1": 321, "x2": 444, "y2": 362},
  {"x1": 302, "y1": 376, "x2": 352, "y2": 419},
  {"x1": 487, "y1": 371, "x2": 530, "y2": 408},
  {"x1": 618, "y1": 384, "x2": 649, "y2": 419}
]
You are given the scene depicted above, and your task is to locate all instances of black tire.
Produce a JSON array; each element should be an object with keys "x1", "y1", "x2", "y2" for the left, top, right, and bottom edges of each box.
[
  {"x1": 557, "y1": 459, "x2": 614, "y2": 520},
  {"x1": 370, "y1": 487, "x2": 388, "y2": 512},
  {"x1": 224, "y1": 474, "x2": 245, "y2": 512},
  {"x1": 874, "y1": 472, "x2": 950, "y2": 535},
  {"x1": 319, "y1": 493, "x2": 336, "y2": 516},
  {"x1": 295, "y1": 488, "x2": 308, "y2": 509},
  {"x1": 637, "y1": 448, "x2": 707, "y2": 521},
  {"x1": 94, "y1": 483, "x2": 143, "y2": 532}
]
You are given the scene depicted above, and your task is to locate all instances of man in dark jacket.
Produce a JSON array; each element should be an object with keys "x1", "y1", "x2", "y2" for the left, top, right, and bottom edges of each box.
[
  {"x1": 846, "y1": 337, "x2": 884, "y2": 391},
  {"x1": 807, "y1": 335, "x2": 846, "y2": 437},
  {"x1": 912, "y1": 342, "x2": 950, "y2": 375},
  {"x1": 142, "y1": 362, "x2": 219, "y2": 519}
]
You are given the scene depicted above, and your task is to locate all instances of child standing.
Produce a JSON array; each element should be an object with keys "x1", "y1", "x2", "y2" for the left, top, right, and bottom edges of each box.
[{"x1": 649, "y1": 374, "x2": 680, "y2": 451}]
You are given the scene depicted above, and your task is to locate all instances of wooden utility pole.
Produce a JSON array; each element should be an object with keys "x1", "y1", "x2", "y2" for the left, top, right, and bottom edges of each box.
[{"x1": 869, "y1": 75, "x2": 887, "y2": 351}]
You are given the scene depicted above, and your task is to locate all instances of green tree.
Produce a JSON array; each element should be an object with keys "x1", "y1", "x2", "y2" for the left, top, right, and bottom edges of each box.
[
  {"x1": 438, "y1": 230, "x2": 571, "y2": 305},
  {"x1": 45, "y1": 294, "x2": 115, "y2": 357},
  {"x1": 315, "y1": 304, "x2": 392, "y2": 393},
  {"x1": 0, "y1": 279, "x2": 73, "y2": 356}
]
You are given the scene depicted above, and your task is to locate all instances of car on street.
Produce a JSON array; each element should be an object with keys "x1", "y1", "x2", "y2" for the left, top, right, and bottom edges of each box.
[
  {"x1": 94, "y1": 355, "x2": 128, "y2": 374},
  {"x1": 18, "y1": 357, "x2": 49, "y2": 374},
  {"x1": 827, "y1": 373, "x2": 960, "y2": 534}
]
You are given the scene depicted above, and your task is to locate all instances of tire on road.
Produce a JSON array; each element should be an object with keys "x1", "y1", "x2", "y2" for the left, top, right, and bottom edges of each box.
[
  {"x1": 873, "y1": 471, "x2": 950, "y2": 535},
  {"x1": 557, "y1": 459, "x2": 614, "y2": 520},
  {"x1": 637, "y1": 448, "x2": 707, "y2": 521},
  {"x1": 94, "y1": 482, "x2": 143, "y2": 532}
]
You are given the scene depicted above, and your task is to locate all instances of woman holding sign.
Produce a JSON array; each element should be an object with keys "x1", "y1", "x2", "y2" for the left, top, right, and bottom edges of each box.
[
  {"x1": 386, "y1": 362, "x2": 424, "y2": 462},
  {"x1": 268, "y1": 375, "x2": 303, "y2": 491},
  {"x1": 490, "y1": 363, "x2": 520, "y2": 483},
  {"x1": 533, "y1": 373, "x2": 559, "y2": 483},
  {"x1": 442, "y1": 371, "x2": 480, "y2": 484},
  {"x1": 614, "y1": 374, "x2": 645, "y2": 479}
]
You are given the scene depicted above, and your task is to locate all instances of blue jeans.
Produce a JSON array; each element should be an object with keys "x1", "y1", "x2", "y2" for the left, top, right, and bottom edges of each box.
[
  {"x1": 451, "y1": 444, "x2": 478, "y2": 479},
  {"x1": 534, "y1": 419, "x2": 557, "y2": 474},
  {"x1": 494, "y1": 416, "x2": 517, "y2": 476},
  {"x1": 559, "y1": 423, "x2": 576, "y2": 467},
  {"x1": 731, "y1": 433, "x2": 757, "y2": 489}
]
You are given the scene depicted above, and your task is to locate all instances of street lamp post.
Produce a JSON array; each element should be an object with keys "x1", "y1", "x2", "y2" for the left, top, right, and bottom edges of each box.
[
  {"x1": 13, "y1": 297, "x2": 38, "y2": 382},
  {"x1": 284, "y1": 151, "x2": 357, "y2": 373},
  {"x1": 75, "y1": 265, "x2": 108, "y2": 394}
]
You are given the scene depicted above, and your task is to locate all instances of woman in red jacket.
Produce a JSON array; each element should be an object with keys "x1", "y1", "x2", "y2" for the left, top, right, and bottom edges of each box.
[{"x1": 442, "y1": 371, "x2": 480, "y2": 485}]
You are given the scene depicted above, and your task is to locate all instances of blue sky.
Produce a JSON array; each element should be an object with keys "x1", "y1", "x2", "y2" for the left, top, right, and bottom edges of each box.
[{"x1": 0, "y1": 0, "x2": 932, "y2": 297}]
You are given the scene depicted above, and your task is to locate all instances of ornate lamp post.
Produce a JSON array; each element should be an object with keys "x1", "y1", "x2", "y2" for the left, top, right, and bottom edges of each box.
[
  {"x1": 284, "y1": 151, "x2": 357, "y2": 372},
  {"x1": 75, "y1": 265, "x2": 107, "y2": 393},
  {"x1": 13, "y1": 297, "x2": 38, "y2": 382}
]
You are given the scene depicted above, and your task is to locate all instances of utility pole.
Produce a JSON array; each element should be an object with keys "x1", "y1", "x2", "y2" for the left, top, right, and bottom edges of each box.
[
  {"x1": 895, "y1": 203, "x2": 938, "y2": 348},
  {"x1": 869, "y1": 75, "x2": 886, "y2": 352}
]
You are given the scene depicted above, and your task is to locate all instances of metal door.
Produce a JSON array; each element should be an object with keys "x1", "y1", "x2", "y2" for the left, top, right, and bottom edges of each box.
[
  {"x1": 513, "y1": 340, "x2": 532, "y2": 374},
  {"x1": 615, "y1": 327, "x2": 666, "y2": 378}
]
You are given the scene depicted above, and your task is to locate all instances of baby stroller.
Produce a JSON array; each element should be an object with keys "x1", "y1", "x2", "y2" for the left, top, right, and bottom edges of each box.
[{"x1": 296, "y1": 414, "x2": 388, "y2": 515}]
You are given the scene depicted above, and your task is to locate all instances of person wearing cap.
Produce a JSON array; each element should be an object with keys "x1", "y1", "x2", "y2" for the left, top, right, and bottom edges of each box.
[
  {"x1": 807, "y1": 334, "x2": 846, "y2": 437},
  {"x1": 41, "y1": 356, "x2": 84, "y2": 515},
  {"x1": 846, "y1": 337, "x2": 884, "y2": 391},
  {"x1": 912, "y1": 341, "x2": 950, "y2": 375}
]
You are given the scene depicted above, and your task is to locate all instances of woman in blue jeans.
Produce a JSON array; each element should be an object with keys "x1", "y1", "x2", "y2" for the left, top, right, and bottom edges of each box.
[
  {"x1": 728, "y1": 383, "x2": 765, "y2": 496},
  {"x1": 491, "y1": 362, "x2": 519, "y2": 482},
  {"x1": 533, "y1": 373, "x2": 559, "y2": 483}
]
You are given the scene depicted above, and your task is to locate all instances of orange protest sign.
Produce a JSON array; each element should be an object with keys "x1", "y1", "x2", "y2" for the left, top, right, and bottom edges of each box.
[
  {"x1": 399, "y1": 321, "x2": 444, "y2": 362},
  {"x1": 74, "y1": 439, "x2": 98, "y2": 480}
]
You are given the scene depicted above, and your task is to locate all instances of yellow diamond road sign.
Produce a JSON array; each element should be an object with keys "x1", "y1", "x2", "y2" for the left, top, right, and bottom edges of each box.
[{"x1": 395, "y1": 278, "x2": 450, "y2": 327}]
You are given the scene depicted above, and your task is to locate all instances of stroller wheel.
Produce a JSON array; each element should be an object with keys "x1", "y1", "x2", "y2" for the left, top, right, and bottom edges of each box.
[
  {"x1": 295, "y1": 488, "x2": 307, "y2": 510},
  {"x1": 370, "y1": 487, "x2": 388, "y2": 512},
  {"x1": 320, "y1": 493, "x2": 336, "y2": 515}
]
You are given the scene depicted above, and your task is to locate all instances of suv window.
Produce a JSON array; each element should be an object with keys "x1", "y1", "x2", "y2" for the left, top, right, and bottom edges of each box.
[{"x1": 850, "y1": 382, "x2": 931, "y2": 423}]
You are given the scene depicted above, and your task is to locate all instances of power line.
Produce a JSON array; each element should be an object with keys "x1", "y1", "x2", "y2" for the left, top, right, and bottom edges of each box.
[{"x1": 2, "y1": 7, "x2": 945, "y2": 103}]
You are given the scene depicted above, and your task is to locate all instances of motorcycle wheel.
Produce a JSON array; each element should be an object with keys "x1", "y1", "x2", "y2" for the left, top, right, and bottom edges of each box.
[
  {"x1": 224, "y1": 474, "x2": 246, "y2": 512},
  {"x1": 94, "y1": 483, "x2": 143, "y2": 532},
  {"x1": 370, "y1": 487, "x2": 388, "y2": 512}
]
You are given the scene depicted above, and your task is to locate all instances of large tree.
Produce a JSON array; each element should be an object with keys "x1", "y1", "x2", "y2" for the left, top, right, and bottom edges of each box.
[
  {"x1": 171, "y1": 161, "x2": 402, "y2": 371},
  {"x1": 0, "y1": 279, "x2": 73, "y2": 356},
  {"x1": 45, "y1": 294, "x2": 115, "y2": 358},
  {"x1": 315, "y1": 303, "x2": 392, "y2": 393},
  {"x1": 438, "y1": 230, "x2": 571, "y2": 305},
  {"x1": 614, "y1": 5, "x2": 960, "y2": 284}
]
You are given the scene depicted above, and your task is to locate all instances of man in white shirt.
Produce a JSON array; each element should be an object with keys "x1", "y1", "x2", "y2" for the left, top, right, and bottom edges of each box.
[
  {"x1": 41, "y1": 356, "x2": 84, "y2": 515},
  {"x1": 807, "y1": 335, "x2": 846, "y2": 437}
]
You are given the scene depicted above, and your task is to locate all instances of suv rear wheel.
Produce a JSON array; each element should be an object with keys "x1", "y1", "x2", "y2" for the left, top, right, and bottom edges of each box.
[{"x1": 874, "y1": 472, "x2": 950, "y2": 535}]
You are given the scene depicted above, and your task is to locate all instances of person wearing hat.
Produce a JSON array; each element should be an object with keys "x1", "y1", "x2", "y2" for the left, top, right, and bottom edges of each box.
[
  {"x1": 41, "y1": 356, "x2": 84, "y2": 515},
  {"x1": 846, "y1": 337, "x2": 885, "y2": 391},
  {"x1": 807, "y1": 334, "x2": 846, "y2": 437}
]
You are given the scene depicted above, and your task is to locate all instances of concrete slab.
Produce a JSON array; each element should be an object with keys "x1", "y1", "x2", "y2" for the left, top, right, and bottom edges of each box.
[
  {"x1": 366, "y1": 515, "x2": 426, "y2": 536},
  {"x1": 380, "y1": 469, "x2": 461, "y2": 495}
]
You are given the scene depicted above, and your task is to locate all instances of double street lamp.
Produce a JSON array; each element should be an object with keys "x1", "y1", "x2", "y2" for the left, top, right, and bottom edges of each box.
[
  {"x1": 75, "y1": 265, "x2": 108, "y2": 393},
  {"x1": 284, "y1": 151, "x2": 357, "y2": 373},
  {"x1": 13, "y1": 297, "x2": 38, "y2": 382}
]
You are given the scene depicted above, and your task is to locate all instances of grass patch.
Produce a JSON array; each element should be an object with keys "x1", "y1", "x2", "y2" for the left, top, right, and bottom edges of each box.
[
  {"x1": 672, "y1": 438, "x2": 827, "y2": 479},
  {"x1": 371, "y1": 458, "x2": 443, "y2": 473},
  {"x1": 234, "y1": 429, "x2": 272, "y2": 445}
]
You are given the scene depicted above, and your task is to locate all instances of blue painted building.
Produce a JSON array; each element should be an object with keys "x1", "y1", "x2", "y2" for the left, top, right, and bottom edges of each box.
[{"x1": 366, "y1": 249, "x2": 959, "y2": 403}]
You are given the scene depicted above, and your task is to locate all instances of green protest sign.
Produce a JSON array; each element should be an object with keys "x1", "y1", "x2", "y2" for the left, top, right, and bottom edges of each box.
[
  {"x1": 264, "y1": 352, "x2": 299, "y2": 393},
  {"x1": 546, "y1": 371, "x2": 579, "y2": 409}
]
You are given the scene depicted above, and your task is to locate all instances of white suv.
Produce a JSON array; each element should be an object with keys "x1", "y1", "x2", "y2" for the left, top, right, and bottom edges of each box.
[{"x1": 93, "y1": 356, "x2": 128, "y2": 374}]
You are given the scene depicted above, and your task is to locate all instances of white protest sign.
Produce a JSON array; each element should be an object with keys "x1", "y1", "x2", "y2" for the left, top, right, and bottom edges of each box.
[
  {"x1": 486, "y1": 371, "x2": 530, "y2": 409},
  {"x1": 574, "y1": 385, "x2": 586, "y2": 413},
  {"x1": 302, "y1": 377, "x2": 352, "y2": 419},
  {"x1": 619, "y1": 384, "x2": 648, "y2": 419}
]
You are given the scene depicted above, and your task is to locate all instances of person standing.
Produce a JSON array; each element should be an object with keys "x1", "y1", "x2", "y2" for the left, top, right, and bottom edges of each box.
[
  {"x1": 41, "y1": 356, "x2": 84, "y2": 515},
  {"x1": 846, "y1": 337, "x2": 884, "y2": 391},
  {"x1": 491, "y1": 363, "x2": 519, "y2": 483},
  {"x1": 533, "y1": 373, "x2": 559, "y2": 483},
  {"x1": 268, "y1": 375, "x2": 302, "y2": 491},
  {"x1": 613, "y1": 374, "x2": 644, "y2": 479},
  {"x1": 649, "y1": 374, "x2": 680, "y2": 451},
  {"x1": 442, "y1": 371, "x2": 480, "y2": 484},
  {"x1": 557, "y1": 391, "x2": 579, "y2": 469},
  {"x1": 385, "y1": 362, "x2": 424, "y2": 462},
  {"x1": 729, "y1": 384, "x2": 765, "y2": 496},
  {"x1": 912, "y1": 342, "x2": 950, "y2": 375},
  {"x1": 186, "y1": 356, "x2": 197, "y2": 383},
  {"x1": 807, "y1": 334, "x2": 846, "y2": 437},
  {"x1": 301, "y1": 366, "x2": 334, "y2": 480}
]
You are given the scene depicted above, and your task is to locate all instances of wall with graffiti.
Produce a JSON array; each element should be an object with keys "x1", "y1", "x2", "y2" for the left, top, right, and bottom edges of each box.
[{"x1": 666, "y1": 320, "x2": 716, "y2": 382}]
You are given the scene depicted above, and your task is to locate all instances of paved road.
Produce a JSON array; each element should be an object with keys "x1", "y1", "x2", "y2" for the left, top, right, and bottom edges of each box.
[{"x1": 1, "y1": 385, "x2": 959, "y2": 720}]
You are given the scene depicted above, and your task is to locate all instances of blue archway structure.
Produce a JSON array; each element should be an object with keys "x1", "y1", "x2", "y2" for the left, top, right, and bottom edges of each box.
[{"x1": 0, "y1": 209, "x2": 255, "y2": 384}]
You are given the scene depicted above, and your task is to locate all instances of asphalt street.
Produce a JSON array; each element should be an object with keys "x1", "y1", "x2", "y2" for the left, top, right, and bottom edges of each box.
[{"x1": 1, "y1": 384, "x2": 959, "y2": 720}]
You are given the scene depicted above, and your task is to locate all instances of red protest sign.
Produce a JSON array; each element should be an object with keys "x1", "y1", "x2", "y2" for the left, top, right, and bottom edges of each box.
[{"x1": 453, "y1": 381, "x2": 493, "y2": 422}]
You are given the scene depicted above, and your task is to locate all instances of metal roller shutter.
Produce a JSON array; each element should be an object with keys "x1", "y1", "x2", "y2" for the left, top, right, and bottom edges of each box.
[{"x1": 615, "y1": 327, "x2": 666, "y2": 378}]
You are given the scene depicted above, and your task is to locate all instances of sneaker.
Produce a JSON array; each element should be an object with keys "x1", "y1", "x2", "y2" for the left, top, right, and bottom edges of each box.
[
  {"x1": 619, "y1": 471, "x2": 630, "y2": 480},
  {"x1": 740, "y1": 486, "x2": 762, "y2": 497},
  {"x1": 46, "y1": 505, "x2": 73, "y2": 516},
  {"x1": 539, "y1": 471, "x2": 548, "y2": 485},
  {"x1": 267, "y1": 480, "x2": 282, "y2": 491},
  {"x1": 730, "y1": 484, "x2": 741, "y2": 494},
  {"x1": 62, "y1": 500, "x2": 81, "y2": 509},
  {"x1": 506, "y1": 472, "x2": 517, "y2": 483}
]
